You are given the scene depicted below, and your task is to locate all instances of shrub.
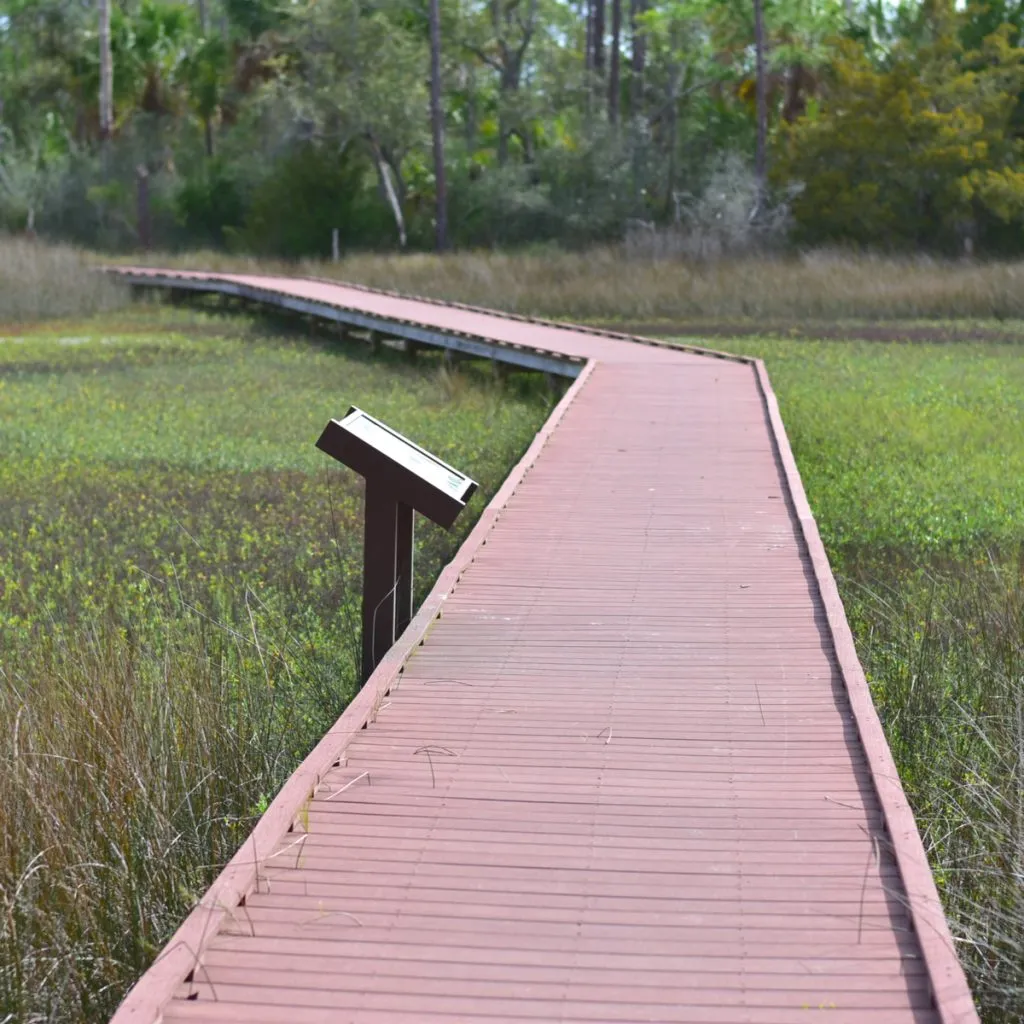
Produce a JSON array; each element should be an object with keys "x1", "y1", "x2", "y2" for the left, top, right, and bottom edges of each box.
[
  {"x1": 624, "y1": 154, "x2": 792, "y2": 261},
  {"x1": 447, "y1": 126, "x2": 641, "y2": 249},
  {"x1": 174, "y1": 160, "x2": 247, "y2": 249},
  {"x1": 240, "y1": 143, "x2": 393, "y2": 258},
  {"x1": 777, "y1": 25, "x2": 1024, "y2": 253}
]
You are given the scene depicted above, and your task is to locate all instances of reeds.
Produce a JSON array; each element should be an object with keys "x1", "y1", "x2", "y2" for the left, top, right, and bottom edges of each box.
[
  {"x1": 1, "y1": 237, "x2": 127, "y2": 322},
  {"x1": 0, "y1": 586, "x2": 357, "y2": 1021},
  {"x1": 847, "y1": 557, "x2": 1024, "y2": 1021},
  {"x1": 112, "y1": 247, "x2": 1024, "y2": 324}
]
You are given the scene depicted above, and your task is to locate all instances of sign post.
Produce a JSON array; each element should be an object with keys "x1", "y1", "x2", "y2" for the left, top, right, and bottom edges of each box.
[
  {"x1": 316, "y1": 407, "x2": 478, "y2": 682},
  {"x1": 361, "y1": 481, "x2": 414, "y2": 677}
]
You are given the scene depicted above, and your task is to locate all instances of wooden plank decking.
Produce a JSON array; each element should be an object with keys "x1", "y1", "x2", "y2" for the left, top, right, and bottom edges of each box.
[{"x1": 109, "y1": 271, "x2": 977, "y2": 1024}]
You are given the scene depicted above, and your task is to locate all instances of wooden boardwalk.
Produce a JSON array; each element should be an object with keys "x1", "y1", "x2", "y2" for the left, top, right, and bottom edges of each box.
[{"x1": 110, "y1": 270, "x2": 976, "y2": 1024}]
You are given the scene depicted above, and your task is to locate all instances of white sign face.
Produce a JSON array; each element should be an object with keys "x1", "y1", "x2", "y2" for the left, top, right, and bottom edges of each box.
[{"x1": 344, "y1": 413, "x2": 470, "y2": 499}]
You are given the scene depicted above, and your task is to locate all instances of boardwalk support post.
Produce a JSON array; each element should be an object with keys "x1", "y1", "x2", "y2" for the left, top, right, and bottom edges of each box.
[{"x1": 315, "y1": 407, "x2": 477, "y2": 682}]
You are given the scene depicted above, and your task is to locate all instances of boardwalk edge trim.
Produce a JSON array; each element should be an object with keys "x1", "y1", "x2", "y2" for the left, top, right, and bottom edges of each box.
[
  {"x1": 753, "y1": 359, "x2": 977, "y2": 1024},
  {"x1": 108, "y1": 357, "x2": 596, "y2": 1024}
]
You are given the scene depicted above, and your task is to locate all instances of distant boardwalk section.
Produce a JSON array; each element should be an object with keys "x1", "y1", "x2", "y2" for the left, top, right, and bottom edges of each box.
[{"x1": 108, "y1": 268, "x2": 978, "y2": 1024}]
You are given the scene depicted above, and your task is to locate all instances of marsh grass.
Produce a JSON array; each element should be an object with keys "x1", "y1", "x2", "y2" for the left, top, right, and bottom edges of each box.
[
  {"x1": 734, "y1": 337, "x2": 1024, "y2": 554},
  {"x1": 743, "y1": 335, "x2": 1024, "y2": 1022},
  {"x1": 6, "y1": 243, "x2": 1024, "y2": 1019},
  {"x1": 110, "y1": 247, "x2": 1024, "y2": 324},
  {"x1": 846, "y1": 559, "x2": 1024, "y2": 1022},
  {"x1": 0, "y1": 307, "x2": 551, "y2": 1022},
  {"x1": 0, "y1": 237, "x2": 128, "y2": 323}
]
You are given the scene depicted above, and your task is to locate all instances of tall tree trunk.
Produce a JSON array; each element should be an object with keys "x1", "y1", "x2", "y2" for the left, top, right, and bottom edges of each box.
[
  {"x1": 497, "y1": 111, "x2": 509, "y2": 164},
  {"x1": 609, "y1": 0, "x2": 621, "y2": 123},
  {"x1": 630, "y1": 0, "x2": 646, "y2": 117},
  {"x1": 466, "y1": 62, "x2": 478, "y2": 153},
  {"x1": 593, "y1": 0, "x2": 605, "y2": 77},
  {"x1": 196, "y1": 0, "x2": 208, "y2": 33},
  {"x1": 585, "y1": 0, "x2": 594, "y2": 73},
  {"x1": 753, "y1": 0, "x2": 768, "y2": 206},
  {"x1": 497, "y1": 59, "x2": 523, "y2": 165},
  {"x1": 428, "y1": 0, "x2": 448, "y2": 251},
  {"x1": 98, "y1": 0, "x2": 113, "y2": 142},
  {"x1": 369, "y1": 139, "x2": 407, "y2": 247}
]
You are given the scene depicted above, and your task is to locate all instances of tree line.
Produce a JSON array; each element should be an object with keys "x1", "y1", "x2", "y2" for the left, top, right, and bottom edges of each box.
[{"x1": 1, "y1": 0, "x2": 1022, "y2": 256}]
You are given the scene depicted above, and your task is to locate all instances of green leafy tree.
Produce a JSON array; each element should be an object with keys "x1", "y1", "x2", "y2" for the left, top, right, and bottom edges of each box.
[
  {"x1": 182, "y1": 34, "x2": 230, "y2": 156},
  {"x1": 777, "y1": 22, "x2": 1024, "y2": 250},
  {"x1": 273, "y1": 0, "x2": 429, "y2": 246},
  {"x1": 240, "y1": 142, "x2": 388, "y2": 256}
]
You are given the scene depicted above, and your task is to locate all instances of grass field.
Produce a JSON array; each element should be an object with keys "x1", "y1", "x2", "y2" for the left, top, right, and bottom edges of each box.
[
  {"x1": 726, "y1": 335, "x2": 1024, "y2": 1022},
  {"x1": 0, "y1": 304, "x2": 553, "y2": 1023},
  {"x1": 2, "y1": 239, "x2": 1022, "y2": 1021}
]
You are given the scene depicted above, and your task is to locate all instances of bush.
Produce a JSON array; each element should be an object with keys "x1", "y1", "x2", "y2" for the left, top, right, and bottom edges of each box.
[
  {"x1": 624, "y1": 154, "x2": 792, "y2": 261},
  {"x1": 447, "y1": 126, "x2": 641, "y2": 249},
  {"x1": 777, "y1": 26, "x2": 1024, "y2": 253},
  {"x1": 240, "y1": 143, "x2": 394, "y2": 258},
  {"x1": 174, "y1": 160, "x2": 247, "y2": 249}
]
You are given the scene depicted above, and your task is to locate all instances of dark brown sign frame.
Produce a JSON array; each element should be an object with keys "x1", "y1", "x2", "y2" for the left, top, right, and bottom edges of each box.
[{"x1": 316, "y1": 407, "x2": 478, "y2": 681}]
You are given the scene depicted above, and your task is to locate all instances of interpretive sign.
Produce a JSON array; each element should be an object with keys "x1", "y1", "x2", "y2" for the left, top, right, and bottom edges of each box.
[
  {"x1": 316, "y1": 407, "x2": 478, "y2": 681},
  {"x1": 316, "y1": 407, "x2": 476, "y2": 528}
]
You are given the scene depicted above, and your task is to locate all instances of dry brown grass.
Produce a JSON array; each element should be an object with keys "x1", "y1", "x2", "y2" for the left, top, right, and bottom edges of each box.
[
  {"x1": 1, "y1": 237, "x2": 128, "y2": 322},
  {"x1": 107, "y1": 247, "x2": 1024, "y2": 324}
]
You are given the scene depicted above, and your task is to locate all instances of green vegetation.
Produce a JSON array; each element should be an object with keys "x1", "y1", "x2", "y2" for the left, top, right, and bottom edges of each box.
[
  {"x1": 3, "y1": 240, "x2": 1022, "y2": 1020},
  {"x1": 737, "y1": 338, "x2": 1024, "y2": 553},
  {"x1": 0, "y1": 304, "x2": 552, "y2": 1023},
  {"x1": 777, "y1": 23, "x2": 1024, "y2": 252},
  {"x1": 730, "y1": 335, "x2": 1024, "y2": 1022},
  {"x1": 4, "y1": 0, "x2": 1024, "y2": 256}
]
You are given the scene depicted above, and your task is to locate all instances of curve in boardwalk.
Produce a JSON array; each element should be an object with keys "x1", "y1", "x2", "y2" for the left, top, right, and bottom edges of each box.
[{"x1": 109, "y1": 269, "x2": 977, "y2": 1024}]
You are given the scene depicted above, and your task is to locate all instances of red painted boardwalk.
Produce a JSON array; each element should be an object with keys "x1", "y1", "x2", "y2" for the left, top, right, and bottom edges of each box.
[{"x1": 110, "y1": 271, "x2": 976, "y2": 1024}]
